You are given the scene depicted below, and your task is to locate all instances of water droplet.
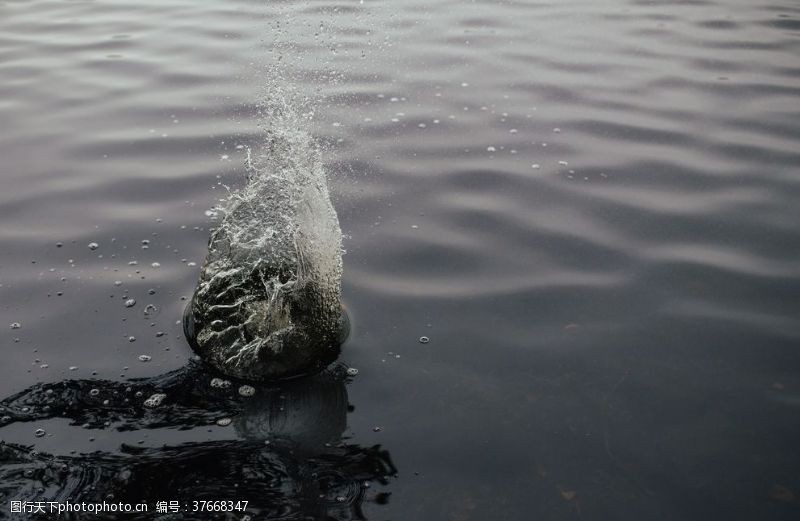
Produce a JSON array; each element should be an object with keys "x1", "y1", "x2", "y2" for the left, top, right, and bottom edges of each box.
[
  {"x1": 138, "y1": 355, "x2": 151, "y2": 362},
  {"x1": 143, "y1": 393, "x2": 166, "y2": 408},
  {"x1": 89, "y1": 388, "x2": 100, "y2": 397},
  {"x1": 346, "y1": 367, "x2": 359, "y2": 376},
  {"x1": 210, "y1": 378, "x2": 231, "y2": 389},
  {"x1": 9, "y1": 322, "x2": 20, "y2": 329},
  {"x1": 419, "y1": 336, "x2": 430, "y2": 344},
  {"x1": 128, "y1": 336, "x2": 136, "y2": 342},
  {"x1": 88, "y1": 242, "x2": 99, "y2": 250},
  {"x1": 216, "y1": 418, "x2": 232, "y2": 427},
  {"x1": 124, "y1": 298, "x2": 136, "y2": 308},
  {"x1": 238, "y1": 385, "x2": 256, "y2": 397},
  {"x1": 151, "y1": 262, "x2": 160, "y2": 268},
  {"x1": 35, "y1": 428, "x2": 46, "y2": 438}
]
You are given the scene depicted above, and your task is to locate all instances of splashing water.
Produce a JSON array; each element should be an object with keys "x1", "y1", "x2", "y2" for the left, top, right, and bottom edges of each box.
[{"x1": 184, "y1": 94, "x2": 345, "y2": 381}]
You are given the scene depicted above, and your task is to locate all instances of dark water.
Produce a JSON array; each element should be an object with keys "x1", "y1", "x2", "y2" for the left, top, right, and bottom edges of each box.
[{"x1": 1, "y1": 0, "x2": 799, "y2": 519}]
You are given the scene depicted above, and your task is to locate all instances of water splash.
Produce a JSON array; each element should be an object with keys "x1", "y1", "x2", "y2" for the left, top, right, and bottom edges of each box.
[
  {"x1": 0, "y1": 363, "x2": 396, "y2": 520},
  {"x1": 185, "y1": 93, "x2": 345, "y2": 381}
]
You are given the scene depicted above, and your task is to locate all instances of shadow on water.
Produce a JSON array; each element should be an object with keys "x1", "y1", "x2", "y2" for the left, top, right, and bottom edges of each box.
[{"x1": 0, "y1": 361, "x2": 396, "y2": 520}]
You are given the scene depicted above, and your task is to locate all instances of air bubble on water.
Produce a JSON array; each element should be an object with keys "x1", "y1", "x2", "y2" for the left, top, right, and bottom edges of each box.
[
  {"x1": 216, "y1": 418, "x2": 232, "y2": 427},
  {"x1": 487, "y1": 146, "x2": 496, "y2": 152},
  {"x1": 558, "y1": 160, "x2": 568, "y2": 166},
  {"x1": 187, "y1": 261, "x2": 197, "y2": 267},
  {"x1": 346, "y1": 367, "x2": 359, "y2": 376},
  {"x1": 151, "y1": 262, "x2": 160, "y2": 268},
  {"x1": 89, "y1": 388, "x2": 100, "y2": 397},
  {"x1": 88, "y1": 242, "x2": 99, "y2": 250},
  {"x1": 238, "y1": 385, "x2": 256, "y2": 397},
  {"x1": 138, "y1": 354, "x2": 151, "y2": 362},
  {"x1": 128, "y1": 336, "x2": 136, "y2": 342},
  {"x1": 69, "y1": 366, "x2": 78, "y2": 371},
  {"x1": 419, "y1": 336, "x2": 430, "y2": 344},
  {"x1": 143, "y1": 304, "x2": 158, "y2": 316},
  {"x1": 124, "y1": 298, "x2": 136, "y2": 308},
  {"x1": 35, "y1": 428, "x2": 46, "y2": 438},
  {"x1": 10, "y1": 322, "x2": 20, "y2": 329},
  {"x1": 114, "y1": 280, "x2": 123, "y2": 286},
  {"x1": 210, "y1": 378, "x2": 231, "y2": 389},
  {"x1": 510, "y1": 128, "x2": 518, "y2": 134},
  {"x1": 531, "y1": 164, "x2": 540, "y2": 169},
  {"x1": 143, "y1": 393, "x2": 166, "y2": 408}
]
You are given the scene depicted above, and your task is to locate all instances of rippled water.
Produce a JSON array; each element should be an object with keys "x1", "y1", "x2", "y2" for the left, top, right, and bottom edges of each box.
[{"x1": 1, "y1": 0, "x2": 799, "y2": 519}]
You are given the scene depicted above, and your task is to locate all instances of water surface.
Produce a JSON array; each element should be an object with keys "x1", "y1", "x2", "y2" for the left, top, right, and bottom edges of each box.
[{"x1": 1, "y1": 0, "x2": 799, "y2": 519}]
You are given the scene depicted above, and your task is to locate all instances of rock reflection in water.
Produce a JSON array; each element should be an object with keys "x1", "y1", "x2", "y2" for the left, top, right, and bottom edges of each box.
[{"x1": 0, "y1": 362, "x2": 396, "y2": 520}]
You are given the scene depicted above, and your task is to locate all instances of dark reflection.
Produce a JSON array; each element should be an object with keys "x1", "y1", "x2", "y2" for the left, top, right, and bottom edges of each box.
[{"x1": 0, "y1": 361, "x2": 396, "y2": 520}]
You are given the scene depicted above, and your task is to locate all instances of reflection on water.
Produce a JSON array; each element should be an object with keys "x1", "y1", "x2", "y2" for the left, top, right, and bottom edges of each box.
[{"x1": 0, "y1": 362, "x2": 396, "y2": 520}]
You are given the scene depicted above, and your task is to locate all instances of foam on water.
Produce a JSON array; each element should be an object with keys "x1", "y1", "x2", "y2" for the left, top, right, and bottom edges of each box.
[{"x1": 185, "y1": 93, "x2": 344, "y2": 381}]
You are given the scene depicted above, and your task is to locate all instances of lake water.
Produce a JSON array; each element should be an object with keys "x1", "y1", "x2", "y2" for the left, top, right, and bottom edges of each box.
[{"x1": 1, "y1": 0, "x2": 799, "y2": 519}]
